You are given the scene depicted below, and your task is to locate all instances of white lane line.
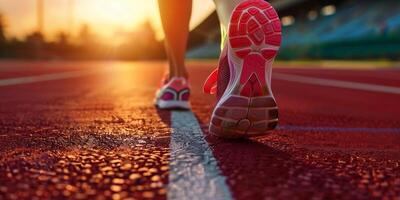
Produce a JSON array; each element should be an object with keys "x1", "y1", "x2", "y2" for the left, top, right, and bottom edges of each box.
[
  {"x1": 274, "y1": 73, "x2": 400, "y2": 95},
  {"x1": 279, "y1": 125, "x2": 400, "y2": 134},
  {"x1": 169, "y1": 111, "x2": 233, "y2": 200},
  {"x1": 0, "y1": 70, "x2": 97, "y2": 87}
]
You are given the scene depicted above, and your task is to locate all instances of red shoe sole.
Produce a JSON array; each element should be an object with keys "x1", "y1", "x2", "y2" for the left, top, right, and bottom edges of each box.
[{"x1": 210, "y1": 0, "x2": 281, "y2": 138}]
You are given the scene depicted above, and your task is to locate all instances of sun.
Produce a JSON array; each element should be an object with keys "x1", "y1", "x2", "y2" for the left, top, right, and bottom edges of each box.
[
  {"x1": 78, "y1": 0, "x2": 153, "y2": 30},
  {"x1": 0, "y1": 0, "x2": 216, "y2": 42},
  {"x1": 71, "y1": 0, "x2": 162, "y2": 43},
  {"x1": 76, "y1": 0, "x2": 215, "y2": 41}
]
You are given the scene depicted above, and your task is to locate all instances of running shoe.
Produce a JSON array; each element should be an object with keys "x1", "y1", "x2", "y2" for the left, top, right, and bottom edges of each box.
[
  {"x1": 203, "y1": 0, "x2": 281, "y2": 138},
  {"x1": 155, "y1": 76, "x2": 190, "y2": 109}
]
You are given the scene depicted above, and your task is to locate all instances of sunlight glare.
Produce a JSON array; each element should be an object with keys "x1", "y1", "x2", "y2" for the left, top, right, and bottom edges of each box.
[{"x1": 0, "y1": 0, "x2": 215, "y2": 42}]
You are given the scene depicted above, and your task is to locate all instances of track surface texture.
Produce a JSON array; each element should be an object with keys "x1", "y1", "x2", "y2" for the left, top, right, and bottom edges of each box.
[{"x1": 0, "y1": 61, "x2": 400, "y2": 200}]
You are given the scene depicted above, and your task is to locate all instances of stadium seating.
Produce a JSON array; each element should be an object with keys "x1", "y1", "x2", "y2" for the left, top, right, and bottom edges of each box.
[{"x1": 280, "y1": 0, "x2": 400, "y2": 59}]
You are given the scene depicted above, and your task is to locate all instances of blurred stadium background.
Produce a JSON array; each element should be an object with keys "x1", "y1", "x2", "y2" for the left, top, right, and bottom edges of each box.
[
  {"x1": 188, "y1": 0, "x2": 400, "y2": 60},
  {"x1": 0, "y1": 0, "x2": 399, "y2": 61}
]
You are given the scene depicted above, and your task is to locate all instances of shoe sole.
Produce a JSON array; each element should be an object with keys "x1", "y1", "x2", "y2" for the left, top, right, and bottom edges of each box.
[
  {"x1": 210, "y1": 0, "x2": 281, "y2": 138},
  {"x1": 156, "y1": 100, "x2": 190, "y2": 110}
]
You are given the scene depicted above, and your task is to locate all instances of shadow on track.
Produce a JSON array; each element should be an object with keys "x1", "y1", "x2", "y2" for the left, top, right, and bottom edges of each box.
[{"x1": 197, "y1": 118, "x2": 373, "y2": 199}]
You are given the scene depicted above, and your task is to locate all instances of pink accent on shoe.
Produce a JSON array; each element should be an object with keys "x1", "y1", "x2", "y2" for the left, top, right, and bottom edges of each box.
[
  {"x1": 203, "y1": 68, "x2": 218, "y2": 94},
  {"x1": 230, "y1": 37, "x2": 252, "y2": 48},
  {"x1": 181, "y1": 92, "x2": 190, "y2": 101},
  {"x1": 161, "y1": 92, "x2": 174, "y2": 101},
  {"x1": 239, "y1": 54, "x2": 266, "y2": 85},
  {"x1": 240, "y1": 74, "x2": 264, "y2": 97}
]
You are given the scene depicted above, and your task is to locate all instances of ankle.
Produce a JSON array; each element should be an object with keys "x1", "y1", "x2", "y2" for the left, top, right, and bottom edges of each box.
[{"x1": 168, "y1": 70, "x2": 188, "y2": 79}]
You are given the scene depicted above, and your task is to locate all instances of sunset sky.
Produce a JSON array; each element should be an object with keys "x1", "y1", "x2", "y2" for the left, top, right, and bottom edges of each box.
[{"x1": 0, "y1": 0, "x2": 215, "y2": 42}]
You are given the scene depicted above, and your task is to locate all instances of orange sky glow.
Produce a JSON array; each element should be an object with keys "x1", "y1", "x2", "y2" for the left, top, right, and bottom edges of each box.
[{"x1": 0, "y1": 0, "x2": 215, "y2": 42}]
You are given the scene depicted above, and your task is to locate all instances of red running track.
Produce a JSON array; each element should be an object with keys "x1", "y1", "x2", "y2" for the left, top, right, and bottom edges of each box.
[{"x1": 0, "y1": 60, "x2": 399, "y2": 199}]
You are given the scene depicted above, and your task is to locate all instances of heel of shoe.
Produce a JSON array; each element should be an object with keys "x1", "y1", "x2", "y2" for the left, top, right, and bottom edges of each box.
[{"x1": 210, "y1": 95, "x2": 278, "y2": 138}]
